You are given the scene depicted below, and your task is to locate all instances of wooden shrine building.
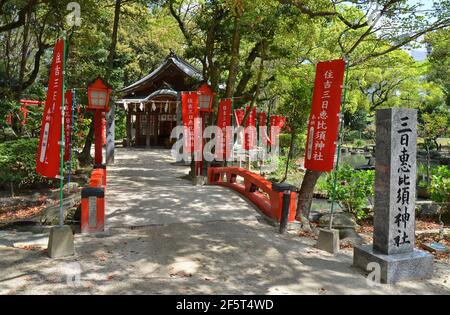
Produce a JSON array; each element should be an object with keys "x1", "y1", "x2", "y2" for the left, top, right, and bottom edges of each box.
[{"x1": 116, "y1": 51, "x2": 213, "y2": 148}]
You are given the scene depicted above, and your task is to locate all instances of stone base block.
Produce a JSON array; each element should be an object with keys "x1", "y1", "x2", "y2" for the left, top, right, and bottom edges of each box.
[
  {"x1": 47, "y1": 226, "x2": 74, "y2": 258},
  {"x1": 316, "y1": 228, "x2": 339, "y2": 254},
  {"x1": 353, "y1": 244, "x2": 433, "y2": 284}
]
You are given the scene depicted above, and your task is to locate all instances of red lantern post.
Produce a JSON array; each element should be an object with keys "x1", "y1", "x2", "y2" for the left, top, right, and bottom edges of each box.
[
  {"x1": 196, "y1": 83, "x2": 214, "y2": 176},
  {"x1": 87, "y1": 77, "x2": 112, "y2": 165}
]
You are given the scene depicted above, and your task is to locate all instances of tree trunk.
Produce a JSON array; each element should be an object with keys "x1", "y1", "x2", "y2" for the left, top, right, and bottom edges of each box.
[
  {"x1": 106, "y1": 0, "x2": 121, "y2": 80},
  {"x1": 18, "y1": 9, "x2": 30, "y2": 92},
  {"x1": 282, "y1": 128, "x2": 295, "y2": 183},
  {"x1": 12, "y1": 9, "x2": 31, "y2": 136},
  {"x1": 296, "y1": 169, "x2": 322, "y2": 220},
  {"x1": 225, "y1": 11, "x2": 242, "y2": 98},
  {"x1": 242, "y1": 43, "x2": 264, "y2": 170},
  {"x1": 106, "y1": 0, "x2": 121, "y2": 165},
  {"x1": 426, "y1": 144, "x2": 431, "y2": 186},
  {"x1": 80, "y1": 0, "x2": 121, "y2": 164},
  {"x1": 235, "y1": 41, "x2": 262, "y2": 97},
  {"x1": 78, "y1": 119, "x2": 94, "y2": 165},
  {"x1": 204, "y1": 6, "x2": 222, "y2": 114},
  {"x1": 241, "y1": 41, "x2": 265, "y2": 125},
  {"x1": 433, "y1": 138, "x2": 440, "y2": 152},
  {"x1": 10, "y1": 181, "x2": 14, "y2": 198},
  {"x1": 5, "y1": 30, "x2": 12, "y2": 83}
]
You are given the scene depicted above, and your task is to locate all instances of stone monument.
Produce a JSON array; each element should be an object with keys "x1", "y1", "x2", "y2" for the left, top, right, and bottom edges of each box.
[{"x1": 353, "y1": 108, "x2": 433, "y2": 284}]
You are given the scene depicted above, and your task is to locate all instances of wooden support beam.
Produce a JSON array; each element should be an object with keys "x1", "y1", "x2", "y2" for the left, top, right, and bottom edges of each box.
[{"x1": 126, "y1": 110, "x2": 131, "y2": 147}]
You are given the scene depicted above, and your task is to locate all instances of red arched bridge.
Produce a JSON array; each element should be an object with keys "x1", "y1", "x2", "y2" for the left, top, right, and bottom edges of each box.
[
  {"x1": 79, "y1": 151, "x2": 299, "y2": 234},
  {"x1": 207, "y1": 166, "x2": 297, "y2": 224}
]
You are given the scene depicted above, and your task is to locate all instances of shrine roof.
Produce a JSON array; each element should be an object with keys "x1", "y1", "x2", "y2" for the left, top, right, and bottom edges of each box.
[
  {"x1": 116, "y1": 88, "x2": 178, "y2": 105},
  {"x1": 119, "y1": 51, "x2": 203, "y2": 94}
]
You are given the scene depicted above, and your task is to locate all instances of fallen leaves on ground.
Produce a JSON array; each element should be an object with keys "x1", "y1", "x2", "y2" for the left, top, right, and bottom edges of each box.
[
  {"x1": 0, "y1": 204, "x2": 45, "y2": 222},
  {"x1": 356, "y1": 218, "x2": 444, "y2": 234},
  {"x1": 169, "y1": 270, "x2": 193, "y2": 278},
  {"x1": 298, "y1": 231, "x2": 316, "y2": 238},
  {"x1": 15, "y1": 245, "x2": 43, "y2": 251},
  {"x1": 340, "y1": 242, "x2": 354, "y2": 250},
  {"x1": 417, "y1": 232, "x2": 450, "y2": 261},
  {"x1": 416, "y1": 219, "x2": 441, "y2": 231},
  {"x1": 356, "y1": 225, "x2": 373, "y2": 234}
]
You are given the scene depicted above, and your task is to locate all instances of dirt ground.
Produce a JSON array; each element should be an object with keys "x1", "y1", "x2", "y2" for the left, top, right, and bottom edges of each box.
[{"x1": 0, "y1": 148, "x2": 448, "y2": 295}]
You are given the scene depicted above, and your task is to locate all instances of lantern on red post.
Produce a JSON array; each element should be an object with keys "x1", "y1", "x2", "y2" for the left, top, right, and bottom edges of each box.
[
  {"x1": 87, "y1": 77, "x2": 112, "y2": 112},
  {"x1": 194, "y1": 83, "x2": 214, "y2": 176},
  {"x1": 197, "y1": 82, "x2": 214, "y2": 113},
  {"x1": 87, "y1": 77, "x2": 112, "y2": 165}
]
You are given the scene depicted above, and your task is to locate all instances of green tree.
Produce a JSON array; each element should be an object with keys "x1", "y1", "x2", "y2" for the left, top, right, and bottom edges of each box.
[{"x1": 278, "y1": 0, "x2": 450, "y2": 220}]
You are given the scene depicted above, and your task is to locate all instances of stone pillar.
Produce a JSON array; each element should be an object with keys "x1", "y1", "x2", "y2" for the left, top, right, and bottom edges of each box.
[
  {"x1": 106, "y1": 103, "x2": 115, "y2": 164},
  {"x1": 373, "y1": 108, "x2": 418, "y2": 254},
  {"x1": 353, "y1": 108, "x2": 433, "y2": 284}
]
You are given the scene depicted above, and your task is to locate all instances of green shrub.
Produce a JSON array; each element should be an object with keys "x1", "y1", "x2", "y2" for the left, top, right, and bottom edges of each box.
[
  {"x1": 278, "y1": 132, "x2": 306, "y2": 157},
  {"x1": 315, "y1": 174, "x2": 328, "y2": 194},
  {"x1": 417, "y1": 164, "x2": 449, "y2": 188},
  {"x1": 326, "y1": 164, "x2": 375, "y2": 220},
  {"x1": 278, "y1": 133, "x2": 291, "y2": 155},
  {"x1": 0, "y1": 138, "x2": 46, "y2": 190},
  {"x1": 353, "y1": 139, "x2": 366, "y2": 148},
  {"x1": 344, "y1": 130, "x2": 360, "y2": 142},
  {"x1": 430, "y1": 165, "x2": 450, "y2": 206},
  {"x1": 273, "y1": 155, "x2": 290, "y2": 176},
  {"x1": 417, "y1": 163, "x2": 427, "y2": 177}
]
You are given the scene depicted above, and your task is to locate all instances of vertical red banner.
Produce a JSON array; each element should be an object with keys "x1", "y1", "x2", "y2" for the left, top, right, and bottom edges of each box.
[
  {"x1": 181, "y1": 92, "x2": 199, "y2": 153},
  {"x1": 269, "y1": 115, "x2": 277, "y2": 128},
  {"x1": 304, "y1": 59, "x2": 346, "y2": 172},
  {"x1": 244, "y1": 106, "x2": 256, "y2": 150},
  {"x1": 36, "y1": 38, "x2": 65, "y2": 178},
  {"x1": 234, "y1": 108, "x2": 245, "y2": 126},
  {"x1": 278, "y1": 116, "x2": 286, "y2": 129},
  {"x1": 257, "y1": 111, "x2": 269, "y2": 146},
  {"x1": 257, "y1": 111, "x2": 267, "y2": 127},
  {"x1": 20, "y1": 106, "x2": 28, "y2": 126},
  {"x1": 216, "y1": 99, "x2": 232, "y2": 159},
  {"x1": 64, "y1": 90, "x2": 73, "y2": 161},
  {"x1": 268, "y1": 115, "x2": 278, "y2": 145}
]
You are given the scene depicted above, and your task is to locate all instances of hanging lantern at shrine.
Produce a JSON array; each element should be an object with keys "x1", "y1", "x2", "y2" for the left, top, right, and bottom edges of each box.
[
  {"x1": 87, "y1": 77, "x2": 112, "y2": 112},
  {"x1": 197, "y1": 83, "x2": 214, "y2": 113}
]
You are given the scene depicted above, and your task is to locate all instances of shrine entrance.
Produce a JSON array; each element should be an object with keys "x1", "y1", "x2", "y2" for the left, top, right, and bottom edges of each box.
[
  {"x1": 116, "y1": 51, "x2": 211, "y2": 149},
  {"x1": 130, "y1": 97, "x2": 179, "y2": 148}
]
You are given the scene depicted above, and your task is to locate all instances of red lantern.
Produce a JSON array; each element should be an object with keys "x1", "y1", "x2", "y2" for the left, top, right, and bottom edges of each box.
[
  {"x1": 197, "y1": 82, "x2": 214, "y2": 112},
  {"x1": 87, "y1": 77, "x2": 112, "y2": 111}
]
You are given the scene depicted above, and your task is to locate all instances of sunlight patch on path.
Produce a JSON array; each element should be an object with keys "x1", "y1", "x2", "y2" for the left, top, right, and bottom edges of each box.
[{"x1": 106, "y1": 148, "x2": 258, "y2": 228}]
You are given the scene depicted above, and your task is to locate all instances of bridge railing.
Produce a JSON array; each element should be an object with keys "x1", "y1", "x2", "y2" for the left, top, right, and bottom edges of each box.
[
  {"x1": 207, "y1": 166, "x2": 297, "y2": 223},
  {"x1": 81, "y1": 164, "x2": 107, "y2": 233}
]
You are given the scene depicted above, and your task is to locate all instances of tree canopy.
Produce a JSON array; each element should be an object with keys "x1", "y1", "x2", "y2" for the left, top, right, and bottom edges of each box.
[{"x1": 0, "y1": 0, "x2": 449, "y2": 214}]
